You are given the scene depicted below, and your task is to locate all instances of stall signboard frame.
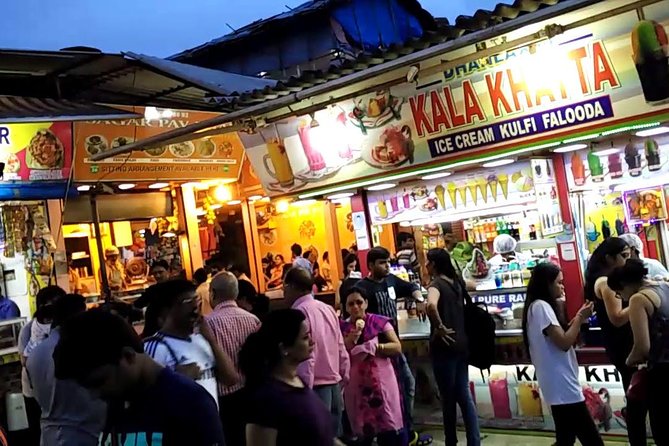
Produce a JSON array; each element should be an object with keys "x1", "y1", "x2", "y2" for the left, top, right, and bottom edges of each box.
[
  {"x1": 73, "y1": 107, "x2": 245, "y2": 182},
  {"x1": 0, "y1": 122, "x2": 73, "y2": 182},
  {"x1": 241, "y1": 3, "x2": 669, "y2": 196}
]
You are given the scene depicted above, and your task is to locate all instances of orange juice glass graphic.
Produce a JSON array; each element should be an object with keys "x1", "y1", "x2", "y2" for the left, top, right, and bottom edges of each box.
[
  {"x1": 263, "y1": 138, "x2": 295, "y2": 187},
  {"x1": 376, "y1": 199, "x2": 388, "y2": 219}
]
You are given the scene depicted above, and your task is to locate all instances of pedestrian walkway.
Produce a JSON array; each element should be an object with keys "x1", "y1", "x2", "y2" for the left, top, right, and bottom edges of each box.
[{"x1": 421, "y1": 428, "x2": 628, "y2": 445}]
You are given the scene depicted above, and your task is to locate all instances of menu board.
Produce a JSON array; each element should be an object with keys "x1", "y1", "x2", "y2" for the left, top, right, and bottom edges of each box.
[
  {"x1": 564, "y1": 132, "x2": 669, "y2": 190},
  {"x1": 366, "y1": 161, "x2": 538, "y2": 225},
  {"x1": 73, "y1": 107, "x2": 245, "y2": 182},
  {"x1": 0, "y1": 122, "x2": 73, "y2": 181}
]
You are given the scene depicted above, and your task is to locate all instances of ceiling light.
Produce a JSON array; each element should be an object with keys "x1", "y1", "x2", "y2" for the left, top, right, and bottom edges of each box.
[
  {"x1": 149, "y1": 182, "x2": 169, "y2": 189},
  {"x1": 421, "y1": 171, "x2": 452, "y2": 181},
  {"x1": 553, "y1": 143, "x2": 589, "y2": 153},
  {"x1": 326, "y1": 192, "x2": 354, "y2": 200},
  {"x1": 248, "y1": 195, "x2": 264, "y2": 201},
  {"x1": 182, "y1": 182, "x2": 210, "y2": 190},
  {"x1": 77, "y1": 185, "x2": 91, "y2": 192},
  {"x1": 213, "y1": 185, "x2": 232, "y2": 202},
  {"x1": 367, "y1": 183, "x2": 396, "y2": 191},
  {"x1": 635, "y1": 126, "x2": 669, "y2": 137},
  {"x1": 594, "y1": 148, "x2": 621, "y2": 157},
  {"x1": 161, "y1": 231, "x2": 176, "y2": 238},
  {"x1": 118, "y1": 183, "x2": 135, "y2": 190},
  {"x1": 227, "y1": 200, "x2": 242, "y2": 205},
  {"x1": 482, "y1": 158, "x2": 514, "y2": 168},
  {"x1": 292, "y1": 199, "x2": 317, "y2": 207},
  {"x1": 399, "y1": 221, "x2": 411, "y2": 228},
  {"x1": 275, "y1": 200, "x2": 290, "y2": 213}
]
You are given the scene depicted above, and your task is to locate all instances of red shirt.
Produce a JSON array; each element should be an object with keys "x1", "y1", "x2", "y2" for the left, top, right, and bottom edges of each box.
[{"x1": 205, "y1": 300, "x2": 260, "y2": 395}]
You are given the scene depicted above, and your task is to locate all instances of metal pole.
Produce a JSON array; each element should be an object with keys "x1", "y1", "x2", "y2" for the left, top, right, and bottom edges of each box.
[{"x1": 90, "y1": 193, "x2": 111, "y2": 301}]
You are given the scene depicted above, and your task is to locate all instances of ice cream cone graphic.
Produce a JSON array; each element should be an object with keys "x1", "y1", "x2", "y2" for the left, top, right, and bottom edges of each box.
[
  {"x1": 457, "y1": 184, "x2": 467, "y2": 207},
  {"x1": 476, "y1": 178, "x2": 488, "y2": 203},
  {"x1": 487, "y1": 175, "x2": 499, "y2": 201},
  {"x1": 498, "y1": 174, "x2": 509, "y2": 199},
  {"x1": 467, "y1": 181, "x2": 478, "y2": 206},
  {"x1": 435, "y1": 185, "x2": 446, "y2": 209},
  {"x1": 447, "y1": 182, "x2": 458, "y2": 209}
]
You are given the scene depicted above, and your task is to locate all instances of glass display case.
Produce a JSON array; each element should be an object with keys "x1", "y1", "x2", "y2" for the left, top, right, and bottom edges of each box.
[{"x1": 0, "y1": 317, "x2": 27, "y2": 362}]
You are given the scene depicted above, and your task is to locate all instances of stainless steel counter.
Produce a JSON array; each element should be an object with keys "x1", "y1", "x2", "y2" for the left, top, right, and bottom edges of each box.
[{"x1": 398, "y1": 315, "x2": 522, "y2": 341}]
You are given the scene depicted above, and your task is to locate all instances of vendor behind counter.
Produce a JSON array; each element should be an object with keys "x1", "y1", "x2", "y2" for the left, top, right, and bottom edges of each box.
[{"x1": 488, "y1": 234, "x2": 529, "y2": 267}]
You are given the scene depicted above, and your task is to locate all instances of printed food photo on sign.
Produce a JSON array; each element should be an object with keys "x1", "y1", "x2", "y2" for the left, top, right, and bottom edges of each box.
[
  {"x1": 73, "y1": 107, "x2": 245, "y2": 182},
  {"x1": 85, "y1": 135, "x2": 108, "y2": 156},
  {"x1": 624, "y1": 187, "x2": 668, "y2": 223},
  {"x1": 27, "y1": 129, "x2": 64, "y2": 169},
  {"x1": 0, "y1": 122, "x2": 73, "y2": 181}
]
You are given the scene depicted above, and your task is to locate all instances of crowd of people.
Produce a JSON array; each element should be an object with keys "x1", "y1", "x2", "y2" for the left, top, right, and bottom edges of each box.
[
  {"x1": 522, "y1": 236, "x2": 669, "y2": 445},
  {"x1": 10, "y1": 230, "x2": 669, "y2": 446}
]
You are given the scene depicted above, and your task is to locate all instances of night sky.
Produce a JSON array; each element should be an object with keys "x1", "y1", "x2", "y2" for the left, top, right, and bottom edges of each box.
[{"x1": 1, "y1": 0, "x2": 499, "y2": 56}]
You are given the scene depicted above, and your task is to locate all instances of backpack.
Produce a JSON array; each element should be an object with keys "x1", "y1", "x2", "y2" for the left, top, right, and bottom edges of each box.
[{"x1": 461, "y1": 281, "x2": 496, "y2": 370}]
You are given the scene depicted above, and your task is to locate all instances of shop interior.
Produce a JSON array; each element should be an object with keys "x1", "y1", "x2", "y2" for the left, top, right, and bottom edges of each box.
[{"x1": 352, "y1": 120, "x2": 669, "y2": 356}]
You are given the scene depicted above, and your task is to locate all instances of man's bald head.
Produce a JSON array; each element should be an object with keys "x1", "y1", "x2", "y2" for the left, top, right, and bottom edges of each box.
[
  {"x1": 283, "y1": 267, "x2": 314, "y2": 303},
  {"x1": 210, "y1": 271, "x2": 239, "y2": 306}
]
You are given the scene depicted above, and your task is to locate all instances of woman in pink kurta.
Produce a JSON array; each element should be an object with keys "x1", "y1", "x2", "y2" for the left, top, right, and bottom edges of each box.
[{"x1": 340, "y1": 287, "x2": 407, "y2": 446}]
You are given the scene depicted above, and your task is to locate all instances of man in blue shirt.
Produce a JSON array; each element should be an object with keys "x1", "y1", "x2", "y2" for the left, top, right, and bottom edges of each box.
[
  {"x1": 0, "y1": 294, "x2": 20, "y2": 320},
  {"x1": 54, "y1": 309, "x2": 225, "y2": 446}
]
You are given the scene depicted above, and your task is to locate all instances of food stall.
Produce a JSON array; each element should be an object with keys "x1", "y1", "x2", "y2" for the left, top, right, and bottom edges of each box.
[
  {"x1": 69, "y1": 107, "x2": 246, "y2": 300},
  {"x1": 237, "y1": 0, "x2": 669, "y2": 437},
  {"x1": 0, "y1": 121, "x2": 76, "y2": 318}
]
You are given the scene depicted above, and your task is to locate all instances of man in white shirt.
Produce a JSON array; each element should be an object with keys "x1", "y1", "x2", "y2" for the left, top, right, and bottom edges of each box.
[
  {"x1": 619, "y1": 233, "x2": 669, "y2": 279},
  {"x1": 143, "y1": 280, "x2": 237, "y2": 406}
]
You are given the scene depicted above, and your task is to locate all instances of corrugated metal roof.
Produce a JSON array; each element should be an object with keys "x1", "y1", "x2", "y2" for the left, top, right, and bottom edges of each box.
[
  {"x1": 171, "y1": 0, "x2": 348, "y2": 61},
  {"x1": 0, "y1": 49, "x2": 277, "y2": 112},
  {"x1": 203, "y1": 0, "x2": 567, "y2": 107},
  {"x1": 0, "y1": 96, "x2": 139, "y2": 123}
]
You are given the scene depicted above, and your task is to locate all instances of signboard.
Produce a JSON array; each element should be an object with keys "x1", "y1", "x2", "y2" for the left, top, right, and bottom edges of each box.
[
  {"x1": 0, "y1": 122, "x2": 72, "y2": 181},
  {"x1": 365, "y1": 161, "x2": 537, "y2": 225},
  {"x1": 472, "y1": 290, "x2": 527, "y2": 308},
  {"x1": 73, "y1": 108, "x2": 245, "y2": 182},
  {"x1": 241, "y1": 6, "x2": 669, "y2": 195}
]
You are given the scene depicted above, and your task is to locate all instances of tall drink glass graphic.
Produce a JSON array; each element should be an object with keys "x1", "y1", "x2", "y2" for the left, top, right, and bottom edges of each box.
[
  {"x1": 298, "y1": 121, "x2": 326, "y2": 174},
  {"x1": 263, "y1": 137, "x2": 295, "y2": 187}
]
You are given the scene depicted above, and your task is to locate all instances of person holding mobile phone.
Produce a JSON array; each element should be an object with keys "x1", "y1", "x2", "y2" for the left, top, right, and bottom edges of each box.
[{"x1": 523, "y1": 263, "x2": 604, "y2": 446}]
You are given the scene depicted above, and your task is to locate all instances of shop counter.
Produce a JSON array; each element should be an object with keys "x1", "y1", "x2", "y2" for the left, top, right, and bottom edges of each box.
[
  {"x1": 0, "y1": 318, "x2": 26, "y2": 364},
  {"x1": 402, "y1": 318, "x2": 629, "y2": 438}
]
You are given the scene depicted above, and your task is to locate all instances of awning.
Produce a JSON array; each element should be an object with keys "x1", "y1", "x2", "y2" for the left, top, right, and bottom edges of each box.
[
  {"x1": 0, "y1": 96, "x2": 139, "y2": 123},
  {"x1": 0, "y1": 182, "x2": 78, "y2": 200},
  {"x1": 0, "y1": 49, "x2": 277, "y2": 113}
]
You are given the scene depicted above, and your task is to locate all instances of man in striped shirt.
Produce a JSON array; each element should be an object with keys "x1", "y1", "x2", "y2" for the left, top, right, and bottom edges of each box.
[{"x1": 205, "y1": 271, "x2": 261, "y2": 446}]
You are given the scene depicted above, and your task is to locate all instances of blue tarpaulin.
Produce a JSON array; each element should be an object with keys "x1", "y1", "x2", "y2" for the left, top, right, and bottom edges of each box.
[
  {"x1": 332, "y1": 0, "x2": 424, "y2": 51},
  {"x1": 0, "y1": 182, "x2": 76, "y2": 200}
]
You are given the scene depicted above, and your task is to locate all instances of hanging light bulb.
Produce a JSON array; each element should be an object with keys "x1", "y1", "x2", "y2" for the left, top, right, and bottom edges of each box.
[{"x1": 213, "y1": 184, "x2": 232, "y2": 202}]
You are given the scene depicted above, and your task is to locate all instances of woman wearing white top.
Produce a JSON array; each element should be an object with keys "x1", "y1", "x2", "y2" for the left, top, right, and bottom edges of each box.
[{"x1": 522, "y1": 263, "x2": 603, "y2": 446}]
